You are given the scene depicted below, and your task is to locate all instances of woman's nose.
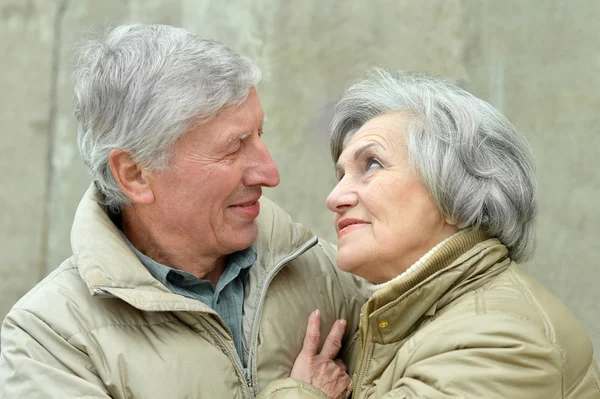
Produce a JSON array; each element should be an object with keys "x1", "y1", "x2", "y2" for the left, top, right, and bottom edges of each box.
[{"x1": 326, "y1": 177, "x2": 358, "y2": 213}]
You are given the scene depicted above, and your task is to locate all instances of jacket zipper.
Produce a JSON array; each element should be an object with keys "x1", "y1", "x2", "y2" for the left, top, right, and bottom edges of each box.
[
  {"x1": 192, "y1": 235, "x2": 318, "y2": 399},
  {"x1": 196, "y1": 317, "x2": 251, "y2": 399},
  {"x1": 92, "y1": 236, "x2": 318, "y2": 399},
  {"x1": 246, "y1": 235, "x2": 319, "y2": 397},
  {"x1": 351, "y1": 301, "x2": 373, "y2": 398},
  {"x1": 245, "y1": 367, "x2": 255, "y2": 398}
]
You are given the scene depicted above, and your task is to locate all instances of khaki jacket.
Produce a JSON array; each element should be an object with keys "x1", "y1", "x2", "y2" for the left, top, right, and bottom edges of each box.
[
  {"x1": 0, "y1": 185, "x2": 368, "y2": 399},
  {"x1": 262, "y1": 229, "x2": 600, "y2": 398}
]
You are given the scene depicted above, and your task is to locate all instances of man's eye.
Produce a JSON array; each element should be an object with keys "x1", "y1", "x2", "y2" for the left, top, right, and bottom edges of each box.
[
  {"x1": 227, "y1": 143, "x2": 242, "y2": 156},
  {"x1": 366, "y1": 158, "x2": 382, "y2": 170}
]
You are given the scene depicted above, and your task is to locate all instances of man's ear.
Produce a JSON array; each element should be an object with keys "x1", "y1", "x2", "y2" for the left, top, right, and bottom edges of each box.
[{"x1": 108, "y1": 149, "x2": 155, "y2": 205}]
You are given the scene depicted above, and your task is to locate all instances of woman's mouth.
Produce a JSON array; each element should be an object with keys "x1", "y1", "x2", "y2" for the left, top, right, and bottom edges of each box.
[{"x1": 337, "y1": 219, "x2": 369, "y2": 238}]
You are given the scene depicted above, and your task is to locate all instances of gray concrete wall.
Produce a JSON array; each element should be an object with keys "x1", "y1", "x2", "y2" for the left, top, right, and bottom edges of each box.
[{"x1": 1, "y1": 0, "x2": 598, "y2": 361}]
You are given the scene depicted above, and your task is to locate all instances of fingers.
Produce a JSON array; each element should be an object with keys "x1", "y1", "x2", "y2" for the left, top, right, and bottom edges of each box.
[
  {"x1": 300, "y1": 309, "x2": 322, "y2": 357},
  {"x1": 310, "y1": 360, "x2": 351, "y2": 399},
  {"x1": 334, "y1": 374, "x2": 352, "y2": 399},
  {"x1": 334, "y1": 359, "x2": 347, "y2": 373},
  {"x1": 320, "y1": 319, "x2": 346, "y2": 359}
]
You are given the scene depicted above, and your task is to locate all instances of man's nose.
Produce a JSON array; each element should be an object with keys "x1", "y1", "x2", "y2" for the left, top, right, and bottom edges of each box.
[{"x1": 244, "y1": 139, "x2": 280, "y2": 188}]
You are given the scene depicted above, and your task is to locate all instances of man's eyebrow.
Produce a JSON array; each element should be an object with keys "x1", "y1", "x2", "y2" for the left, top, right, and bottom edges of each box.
[
  {"x1": 226, "y1": 115, "x2": 267, "y2": 144},
  {"x1": 334, "y1": 142, "x2": 381, "y2": 171},
  {"x1": 228, "y1": 131, "x2": 252, "y2": 143}
]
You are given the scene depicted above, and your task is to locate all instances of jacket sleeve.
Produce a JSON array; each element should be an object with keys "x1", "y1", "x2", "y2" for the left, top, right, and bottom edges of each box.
[
  {"x1": 0, "y1": 308, "x2": 111, "y2": 398},
  {"x1": 363, "y1": 314, "x2": 564, "y2": 398},
  {"x1": 256, "y1": 378, "x2": 330, "y2": 399},
  {"x1": 317, "y1": 240, "x2": 370, "y2": 377}
]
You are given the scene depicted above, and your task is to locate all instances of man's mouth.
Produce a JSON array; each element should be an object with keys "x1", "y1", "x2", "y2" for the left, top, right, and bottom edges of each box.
[{"x1": 229, "y1": 196, "x2": 262, "y2": 219}]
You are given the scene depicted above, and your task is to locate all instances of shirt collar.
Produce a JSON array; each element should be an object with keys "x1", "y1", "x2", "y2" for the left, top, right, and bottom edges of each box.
[{"x1": 119, "y1": 229, "x2": 256, "y2": 287}]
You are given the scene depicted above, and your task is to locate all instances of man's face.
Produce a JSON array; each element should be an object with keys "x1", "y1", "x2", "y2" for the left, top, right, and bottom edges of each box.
[{"x1": 147, "y1": 88, "x2": 280, "y2": 258}]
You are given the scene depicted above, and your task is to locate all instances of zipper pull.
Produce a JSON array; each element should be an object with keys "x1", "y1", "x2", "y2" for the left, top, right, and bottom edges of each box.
[
  {"x1": 244, "y1": 368, "x2": 255, "y2": 399},
  {"x1": 345, "y1": 376, "x2": 354, "y2": 399}
]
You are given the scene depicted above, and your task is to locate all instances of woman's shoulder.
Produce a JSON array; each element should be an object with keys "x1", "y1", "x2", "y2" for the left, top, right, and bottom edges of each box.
[
  {"x1": 404, "y1": 262, "x2": 595, "y2": 392},
  {"x1": 423, "y1": 262, "x2": 589, "y2": 344}
]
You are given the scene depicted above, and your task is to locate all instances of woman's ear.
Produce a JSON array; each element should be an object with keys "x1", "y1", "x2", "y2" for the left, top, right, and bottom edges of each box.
[
  {"x1": 108, "y1": 149, "x2": 155, "y2": 205},
  {"x1": 442, "y1": 211, "x2": 459, "y2": 227},
  {"x1": 444, "y1": 218, "x2": 458, "y2": 226}
]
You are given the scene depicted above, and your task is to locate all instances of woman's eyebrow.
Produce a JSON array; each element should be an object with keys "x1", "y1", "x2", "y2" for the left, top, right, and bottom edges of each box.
[
  {"x1": 353, "y1": 142, "x2": 381, "y2": 161},
  {"x1": 335, "y1": 142, "x2": 382, "y2": 171}
]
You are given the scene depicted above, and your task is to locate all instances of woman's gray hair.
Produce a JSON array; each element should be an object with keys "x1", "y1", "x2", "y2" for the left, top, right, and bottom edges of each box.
[
  {"x1": 74, "y1": 24, "x2": 261, "y2": 211},
  {"x1": 330, "y1": 69, "x2": 537, "y2": 262}
]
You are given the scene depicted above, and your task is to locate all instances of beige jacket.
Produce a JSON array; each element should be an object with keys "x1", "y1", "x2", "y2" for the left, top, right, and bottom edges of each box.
[
  {"x1": 0, "y1": 184, "x2": 368, "y2": 399},
  {"x1": 261, "y1": 229, "x2": 600, "y2": 398}
]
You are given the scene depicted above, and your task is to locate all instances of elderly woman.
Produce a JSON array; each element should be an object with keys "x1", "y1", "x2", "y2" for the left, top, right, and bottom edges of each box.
[{"x1": 260, "y1": 69, "x2": 600, "y2": 398}]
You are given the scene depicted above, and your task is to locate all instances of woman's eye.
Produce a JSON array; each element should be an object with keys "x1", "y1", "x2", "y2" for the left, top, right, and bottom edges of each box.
[{"x1": 365, "y1": 157, "x2": 382, "y2": 170}]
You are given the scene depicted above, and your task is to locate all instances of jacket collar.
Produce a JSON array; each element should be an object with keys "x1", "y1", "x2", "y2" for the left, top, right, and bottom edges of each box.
[
  {"x1": 252, "y1": 194, "x2": 315, "y2": 273},
  {"x1": 365, "y1": 229, "x2": 511, "y2": 344},
  {"x1": 71, "y1": 183, "x2": 315, "y2": 311}
]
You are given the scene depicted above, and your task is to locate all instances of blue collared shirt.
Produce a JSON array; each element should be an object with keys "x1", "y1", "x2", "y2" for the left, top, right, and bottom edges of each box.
[{"x1": 121, "y1": 233, "x2": 255, "y2": 359}]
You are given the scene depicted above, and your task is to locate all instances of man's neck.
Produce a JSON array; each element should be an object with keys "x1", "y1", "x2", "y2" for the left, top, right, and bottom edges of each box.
[{"x1": 120, "y1": 207, "x2": 226, "y2": 287}]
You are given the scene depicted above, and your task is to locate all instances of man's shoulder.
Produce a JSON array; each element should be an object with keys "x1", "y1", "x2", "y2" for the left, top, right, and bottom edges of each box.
[
  {"x1": 4, "y1": 259, "x2": 87, "y2": 339},
  {"x1": 4, "y1": 258, "x2": 156, "y2": 342},
  {"x1": 10, "y1": 258, "x2": 84, "y2": 313}
]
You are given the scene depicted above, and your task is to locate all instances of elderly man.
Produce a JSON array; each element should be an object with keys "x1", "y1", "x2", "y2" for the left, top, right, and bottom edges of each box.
[{"x1": 0, "y1": 24, "x2": 366, "y2": 398}]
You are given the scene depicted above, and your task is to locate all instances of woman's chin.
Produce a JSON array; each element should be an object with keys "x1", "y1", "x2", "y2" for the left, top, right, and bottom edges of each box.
[{"x1": 336, "y1": 254, "x2": 366, "y2": 277}]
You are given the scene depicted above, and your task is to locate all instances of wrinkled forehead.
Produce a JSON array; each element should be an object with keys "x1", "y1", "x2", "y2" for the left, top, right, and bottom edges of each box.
[
  {"x1": 342, "y1": 111, "x2": 413, "y2": 151},
  {"x1": 342, "y1": 127, "x2": 359, "y2": 148}
]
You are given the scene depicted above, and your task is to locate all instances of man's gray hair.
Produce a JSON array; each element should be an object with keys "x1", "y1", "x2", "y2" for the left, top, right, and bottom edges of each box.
[
  {"x1": 330, "y1": 69, "x2": 537, "y2": 262},
  {"x1": 74, "y1": 24, "x2": 261, "y2": 211}
]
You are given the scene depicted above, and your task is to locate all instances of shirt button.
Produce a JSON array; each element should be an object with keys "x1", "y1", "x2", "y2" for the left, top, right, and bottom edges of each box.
[{"x1": 378, "y1": 321, "x2": 389, "y2": 329}]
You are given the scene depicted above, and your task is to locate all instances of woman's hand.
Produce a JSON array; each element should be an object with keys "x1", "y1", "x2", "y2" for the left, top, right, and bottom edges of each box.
[{"x1": 290, "y1": 310, "x2": 351, "y2": 399}]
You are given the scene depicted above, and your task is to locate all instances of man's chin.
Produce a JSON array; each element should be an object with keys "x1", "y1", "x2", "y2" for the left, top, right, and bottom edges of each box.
[{"x1": 227, "y1": 223, "x2": 259, "y2": 251}]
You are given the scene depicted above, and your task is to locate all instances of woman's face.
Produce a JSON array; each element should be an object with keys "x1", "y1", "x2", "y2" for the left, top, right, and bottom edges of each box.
[{"x1": 327, "y1": 112, "x2": 458, "y2": 283}]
